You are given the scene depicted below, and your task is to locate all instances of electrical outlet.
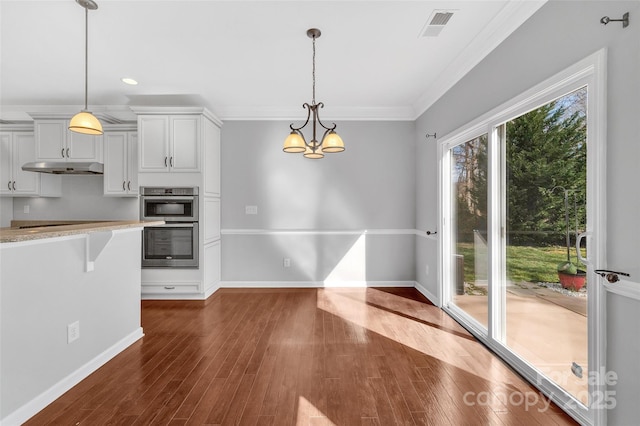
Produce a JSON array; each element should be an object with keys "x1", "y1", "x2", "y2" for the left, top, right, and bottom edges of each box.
[
  {"x1": 425, "y1": 265, "x2": 430, "y2": 276},
  {"x1": 245, "y1": 205, "x2": 258, "y2": 215},
  {"x1": 23, "y1": 204, "x2": 29, "y2": 214},
  {"x1": 67, "y1": 321, "x2": 80, "y2": 344},
  {"x1": 283, "y1": 258, "x2": 291, "y2": 268}
]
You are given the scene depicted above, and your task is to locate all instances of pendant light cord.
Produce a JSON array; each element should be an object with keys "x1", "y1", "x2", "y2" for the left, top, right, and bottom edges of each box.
[{"x1": 84, "y1": 6, "x2": 89, "y2": 110}]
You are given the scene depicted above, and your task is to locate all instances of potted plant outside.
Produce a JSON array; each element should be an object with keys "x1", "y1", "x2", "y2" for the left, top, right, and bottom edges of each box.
[{"x1": 554, "y1": 186, "x2": 586, "y2": 291}]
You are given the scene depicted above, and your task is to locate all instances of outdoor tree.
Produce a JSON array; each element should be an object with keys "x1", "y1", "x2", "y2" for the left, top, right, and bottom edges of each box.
[
  {"x1": 453, "y1": 88, "x2": 586, "y2": 247},
  {"x1": 506, "y1": 89, "x2": 586, "y2": 245}
]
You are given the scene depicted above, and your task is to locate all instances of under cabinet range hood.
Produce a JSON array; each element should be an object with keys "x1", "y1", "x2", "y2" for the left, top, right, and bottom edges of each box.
[{"x1": 21, "y1": 161, "x2": 104, "y2": 175}]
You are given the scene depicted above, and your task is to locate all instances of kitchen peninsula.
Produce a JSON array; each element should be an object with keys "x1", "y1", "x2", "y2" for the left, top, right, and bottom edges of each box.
[{"x1": 0, "y1": 220, "x2": 162, "y2": 425}]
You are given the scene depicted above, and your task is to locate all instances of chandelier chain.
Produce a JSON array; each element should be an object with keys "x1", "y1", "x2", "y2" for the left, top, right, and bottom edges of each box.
[{"x1": 311, "y1": 35, "x2": 316, "y2": 105}]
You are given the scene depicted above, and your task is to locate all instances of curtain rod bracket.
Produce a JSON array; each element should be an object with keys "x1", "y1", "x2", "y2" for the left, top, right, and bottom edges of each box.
[{"x1": 600, "y1": 12, "x2": 629, "y2": 28}]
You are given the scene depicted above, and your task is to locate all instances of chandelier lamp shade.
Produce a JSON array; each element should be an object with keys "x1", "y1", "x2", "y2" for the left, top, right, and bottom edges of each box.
[
  {"x1": 69, "y1": 0, "x2": 103, "y2": 135},
  {"x1": 283, "y1": 28, "x2": 344, "y2": 159}
]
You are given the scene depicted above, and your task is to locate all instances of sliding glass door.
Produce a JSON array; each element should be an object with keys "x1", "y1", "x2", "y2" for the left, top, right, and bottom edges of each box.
[
  {"x1": 448, "y1": 135, "x2": 489, "y2": 330},
  {"x1": 439, "y1": 52, "x2": 606, "y2": 425},
  {"x1": 503, "y1": 87, "x2": 589, "y2": 405}
]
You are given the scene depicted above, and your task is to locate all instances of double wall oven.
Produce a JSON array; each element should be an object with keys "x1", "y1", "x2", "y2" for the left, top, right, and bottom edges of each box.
[{"x1": 140, "y1": 187, "x2": 199, "y2": 268}]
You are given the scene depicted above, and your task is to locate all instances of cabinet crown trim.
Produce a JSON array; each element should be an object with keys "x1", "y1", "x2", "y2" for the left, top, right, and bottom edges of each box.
[{"x1": 129, "y1": 106, "x2": 222, "y2": 127}]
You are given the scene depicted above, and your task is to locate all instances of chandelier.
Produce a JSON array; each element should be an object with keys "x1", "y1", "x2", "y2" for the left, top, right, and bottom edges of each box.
[
  {"x1": 283, "y1": 28, "x2": 344, "y2": 159},
  {"x1": 69, "y1": 0, "x2": 103, "y2": 135}
]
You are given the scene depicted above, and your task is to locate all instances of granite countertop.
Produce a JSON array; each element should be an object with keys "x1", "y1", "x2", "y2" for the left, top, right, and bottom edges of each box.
[{"x1": 0, "y1": 220, "x2": 165, "y2": 243}]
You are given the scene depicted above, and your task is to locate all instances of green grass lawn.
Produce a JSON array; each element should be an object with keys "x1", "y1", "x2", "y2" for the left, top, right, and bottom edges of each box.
[{"x1": 456, "y1": 243, "x2": 586, "y2": 284}]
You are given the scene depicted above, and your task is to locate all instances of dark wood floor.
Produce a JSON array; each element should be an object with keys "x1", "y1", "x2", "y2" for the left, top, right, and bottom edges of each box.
[{"x1": 26, "y1": 288, "x2": 578, "y2": 425}]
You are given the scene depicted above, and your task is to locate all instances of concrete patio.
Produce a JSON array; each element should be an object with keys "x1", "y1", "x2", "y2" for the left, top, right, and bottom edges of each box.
[{"x1": 453, "y1": 282, "x2": 588, "y2": 405}]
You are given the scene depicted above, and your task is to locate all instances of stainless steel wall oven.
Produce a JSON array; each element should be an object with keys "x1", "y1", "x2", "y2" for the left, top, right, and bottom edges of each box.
[{"x1": 140, "y1": 187, "x2": 199, "y2": 268}]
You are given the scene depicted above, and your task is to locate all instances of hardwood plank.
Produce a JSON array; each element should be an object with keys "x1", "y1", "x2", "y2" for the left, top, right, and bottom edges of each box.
[{"x1": 172, "y1": 295, "x2": 264, "y2": 420}]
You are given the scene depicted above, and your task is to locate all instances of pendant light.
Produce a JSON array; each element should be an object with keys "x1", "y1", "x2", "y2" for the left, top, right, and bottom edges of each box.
[
  {"x1": 69, "y1": 0, "x2": 103, "y2": 135},
  {"x1": 283, "y1": 28, "x2": 344, "y2": 159}
]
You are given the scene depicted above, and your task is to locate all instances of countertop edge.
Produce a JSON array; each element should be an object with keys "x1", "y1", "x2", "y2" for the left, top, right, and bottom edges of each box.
[{"x1": 0, "y1": 221, "x2": 165, "y2": 244}]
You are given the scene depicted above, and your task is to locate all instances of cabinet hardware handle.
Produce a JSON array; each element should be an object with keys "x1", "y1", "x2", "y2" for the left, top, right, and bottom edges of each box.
[
  {"x1": 7, "y1": 181, "x2": 11, "y2": 190},
  {"x1": 61, "y1": 148, "x2": 65, "y2": 158},
  {"x1": 66, "y1": 148, "x2": 70, "y2": 158},
  {"x1": 127, "y1": 181, "x2": 131, "y2": 191},
  {"x1": 123, "y1": 181, "x2": 126, "y2": 190},
  {"x1": 170, "y1": 157, "x2": 173, "y2": 167},
  {"x1": 12, "y1": 181, "x2": 16, "y2": 191},
  {"x1": 164, "y1": 286, "x2": 175, "y2": 290},
  {"x1": 164, "y1": 156, "x2": 168, "y2": 167}
]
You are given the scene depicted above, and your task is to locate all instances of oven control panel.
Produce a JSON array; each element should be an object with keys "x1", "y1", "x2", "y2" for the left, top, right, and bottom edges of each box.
[{"x1": 140, "y1": 187, "x2": 198, "y2": 196}]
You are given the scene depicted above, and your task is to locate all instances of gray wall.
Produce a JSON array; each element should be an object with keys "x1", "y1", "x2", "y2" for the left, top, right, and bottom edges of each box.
[
  {"x1": 415, "y1": 0, "x2": 640, "y2": 423},
  {"x1": 10, "y1": 176, "x2": 138, "y2": 221},
  {"x1": 0, "y1": 197, "x2": 12, "y2": 227},
  {"x1": 221, "y1": 120, "x2": 416, "y2": 283}
]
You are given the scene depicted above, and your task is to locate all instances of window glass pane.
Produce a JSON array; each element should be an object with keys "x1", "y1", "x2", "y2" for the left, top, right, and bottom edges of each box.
[
  {"x1": 450, "y1": 134, "x2": 489, "y2": 328},
  {"x1": 504, "y1": 87, "x2": 588, "y2": 404}
]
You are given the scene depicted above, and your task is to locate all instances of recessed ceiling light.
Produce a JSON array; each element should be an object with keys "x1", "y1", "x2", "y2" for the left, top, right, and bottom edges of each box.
[{"x1": 121, "y1": 77, "x2": 138, "y2": 85}]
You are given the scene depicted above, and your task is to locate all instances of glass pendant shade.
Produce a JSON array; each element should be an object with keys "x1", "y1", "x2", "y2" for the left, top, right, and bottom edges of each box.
[
  {"x1": 321, "y1": 131, "x2": 345, "y2": 153},
  {"x1": 283, "y1": 131, "x2": 306, "y2": 153},
  {"x1": 303, "y1": 143, "x2": 324, "y2": 159},
  {"x1": 69, "y1": 111, "x2": 103, "y2": 135}
]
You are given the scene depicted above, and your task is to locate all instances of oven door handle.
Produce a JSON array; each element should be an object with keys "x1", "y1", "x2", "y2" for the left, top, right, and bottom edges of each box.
[
  {"x1": 141, "y1": 196, "x2": 195, "y2": 201},
  {"x1": 150, "y1": 223, "x2": 196, "y2": 228}
]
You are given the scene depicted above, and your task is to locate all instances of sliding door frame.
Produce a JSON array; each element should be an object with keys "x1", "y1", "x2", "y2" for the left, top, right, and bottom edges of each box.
[{"x1": 438, "y1": 49, "x2": 607, "y2": 426}]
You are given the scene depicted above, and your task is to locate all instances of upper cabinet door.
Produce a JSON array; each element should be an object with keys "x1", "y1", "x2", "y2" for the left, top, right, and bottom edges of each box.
[
  {"x1": 103, "y1": 132, "x2": 128, "y2": 195},
  {"x1": 104, "y1": 131, "x2": 138, "y2": 196},
  {"x1": 138, "y1": 116, "x2": 170, "y2": 172},
  {"x1": 127, "y1": 133, "x2": 139, "y2": 194},
  {"x1": 34, "y1": 120, "x2": 66, "y2": 161},
  {"x1": 138, "y1": 115, "x2": 200, "y2": 173},
  {"x1": 170, "y1": 116, "x2": 200, "y2": 172},
  {"x1": 34, "y1": 120, "x2": 101, "y2": 162},
  {"x1": 67, "y1": 130, "x2": 101, "y2": 161},
  {"x1": 0, "y1": 133, "x2": 12, "y2": 195},
  {"x1": 12, "y1": 132, "x2": 38, "y2": 194}
]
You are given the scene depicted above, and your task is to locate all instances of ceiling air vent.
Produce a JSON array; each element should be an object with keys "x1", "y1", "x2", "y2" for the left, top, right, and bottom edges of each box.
[{"x1": 420, "y1": 11, "x2": 455, "y2": 37}]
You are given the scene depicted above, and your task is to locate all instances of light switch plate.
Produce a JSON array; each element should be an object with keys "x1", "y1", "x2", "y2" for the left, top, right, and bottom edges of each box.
[
  {"x1": 245, "y1": 205, "x2": 258, "y2": 215},
  {"x1": 67, "y1": 321, "x2": 80, "y2": 344}
]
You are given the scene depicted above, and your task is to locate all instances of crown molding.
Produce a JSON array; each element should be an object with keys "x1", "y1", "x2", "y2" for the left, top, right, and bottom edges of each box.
[
  {"x1": 1, "y1": 105, "x2": 138, "y2": 123},
  {"x1": 412, "y1": 0, "x2": 547, "y2": 118},
  {"x1": 128, "y1": 106, "x2": 222, "y2": 126},
  {"x1": 217, "y1": 105, "x2": 416, "y2": 121}
]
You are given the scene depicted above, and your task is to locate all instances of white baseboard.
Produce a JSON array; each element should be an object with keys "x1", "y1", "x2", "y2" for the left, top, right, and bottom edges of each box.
[
  {"x1": 219, "y1": 280, "x2": 416, "y2": 289},
  {"x1": 415, "y1": 281, "x2": 441, "y2": 307},
  {"x1": 1, "y1": 327, "x2": 144, "y2": 426},
  {"x1": 141, "y1": 293, "x2": 208, "y2": 300},
  {"x1": 203, "y1": 284, "x2": 220, "y2": 299}
]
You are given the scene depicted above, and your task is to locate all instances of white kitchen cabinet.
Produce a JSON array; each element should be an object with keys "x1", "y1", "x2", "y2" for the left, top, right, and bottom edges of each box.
[
  {"x1": 0, "y1": 131, "x2": 61, "y2": 197},
  {"x1": 34, "y1": 119, "x2": 102, "y2": 162},
  {"x1": 133, "y1": 107, "x2": 222, "y2": 300},
  {"x1": 203, "y1": 198, "x2": 220, "y2": 243},
  {"x1": 138, "y1": 115, "x2": 200, "y2": 173},
  {"x1": 104, "y1": 131, "x2": 138, "y2": 196},
  {"x1": 203, "y1": 240, "x2": 221, "y2": 294}
]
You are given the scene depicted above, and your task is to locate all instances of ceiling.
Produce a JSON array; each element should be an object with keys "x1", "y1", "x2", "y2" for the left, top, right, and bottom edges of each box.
[{"x1": 0, "y1": 0, "x2": 545, "y2": 123}]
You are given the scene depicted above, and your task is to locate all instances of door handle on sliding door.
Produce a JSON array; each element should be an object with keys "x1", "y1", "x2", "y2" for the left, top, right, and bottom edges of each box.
[{"x1": 576, "y1": 232, "x2": 590, "y2": 265}]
